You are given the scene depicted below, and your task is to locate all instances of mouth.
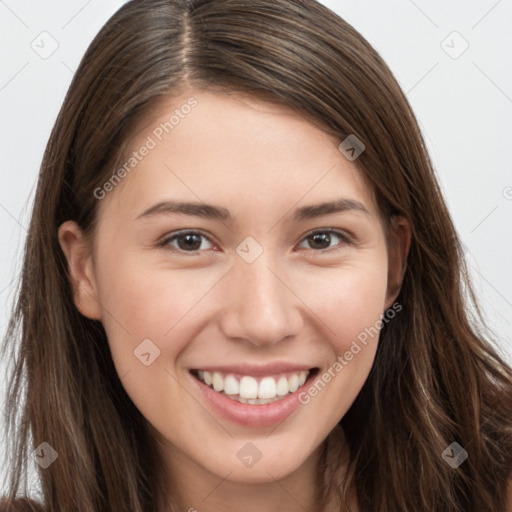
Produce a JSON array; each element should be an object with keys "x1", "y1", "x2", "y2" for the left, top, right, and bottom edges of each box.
[
  {"x1": 189, "y1": 365, "x2": 320, "y2": 427},
  {"x1": 190, "y1": 367, "x2": 319, "y2": 405}
]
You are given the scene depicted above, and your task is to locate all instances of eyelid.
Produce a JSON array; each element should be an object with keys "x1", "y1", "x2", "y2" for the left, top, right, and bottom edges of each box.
[
  {"x1": 157, "y1": 229, "x2": 217, "y2": 252},
  {"x1": 158, "y1": 227, "x2": 355, "y2": 254},
  {"x1": 297, "y1": 227, "x2": 354, "y2": 253}
]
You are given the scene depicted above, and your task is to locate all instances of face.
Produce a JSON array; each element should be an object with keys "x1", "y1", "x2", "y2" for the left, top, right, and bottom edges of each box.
[{"x1": 59, "y1": 89, "x2": 409, "y2": 488}]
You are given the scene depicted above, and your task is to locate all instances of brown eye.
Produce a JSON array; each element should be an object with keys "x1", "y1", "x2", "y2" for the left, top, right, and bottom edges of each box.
[
  {"x1": 159, "y1": 231, "x2": 214, "y2": 253},
  {"x1": 307, "y1": 232, "x2": 332, "y2": 250},
  {"x1": 298, "y1": 229, "x2": 352, "y2": 252}
]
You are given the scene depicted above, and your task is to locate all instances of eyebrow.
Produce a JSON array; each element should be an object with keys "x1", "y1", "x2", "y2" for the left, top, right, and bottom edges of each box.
[{"x1": 135, "y1": 198, "x2": 370, "y2": 222}]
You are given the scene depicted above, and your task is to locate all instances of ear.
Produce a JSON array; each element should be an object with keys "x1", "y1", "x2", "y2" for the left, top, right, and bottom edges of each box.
[
  {"x1": 57, "y1": 220, "x2": 102, "y2": 320},
  {"x1": 384, "y1": 215, "x2": 411, "y2": 310}
]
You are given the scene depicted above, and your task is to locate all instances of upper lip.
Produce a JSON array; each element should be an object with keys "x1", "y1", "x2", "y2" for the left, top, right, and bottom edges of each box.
[{"x1": 191, "y1": 362, "x2": 317, "y2": 377}]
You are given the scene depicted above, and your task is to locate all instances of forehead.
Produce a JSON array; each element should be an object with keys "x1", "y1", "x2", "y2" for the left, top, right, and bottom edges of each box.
[{"x1": 96, "y1": 89, "x2": 379, "y2": 224}]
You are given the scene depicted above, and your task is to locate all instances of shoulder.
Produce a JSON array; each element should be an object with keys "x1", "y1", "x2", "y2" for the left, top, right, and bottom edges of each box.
[{"x1": 0, "y1": 498, "x2": 45, "y2": 512}]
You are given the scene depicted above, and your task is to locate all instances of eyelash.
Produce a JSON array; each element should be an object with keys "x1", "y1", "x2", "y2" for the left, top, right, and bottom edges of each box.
[{"x1": 157, "y1": 228, "x2": 354, "y2": 255}]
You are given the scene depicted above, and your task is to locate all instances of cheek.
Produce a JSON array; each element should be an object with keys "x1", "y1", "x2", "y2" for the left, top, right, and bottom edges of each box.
[
  {"x1": 295, "y1": 264, "x2": 388, "y2": 422},
  {"x1": 303, "y1": 258, "x2": 389, "y2": 344},
  {"x1": 92, "y1": 254, "x2": 216, "y2": 430},
  {"x1": 93, "y1": 251, "x2": 223, "y2": 368}
]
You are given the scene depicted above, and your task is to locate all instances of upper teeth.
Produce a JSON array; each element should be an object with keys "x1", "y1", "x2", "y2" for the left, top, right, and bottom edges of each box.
[{"x1": 197, "y1": 370, "x2": 309, "y2": 400}]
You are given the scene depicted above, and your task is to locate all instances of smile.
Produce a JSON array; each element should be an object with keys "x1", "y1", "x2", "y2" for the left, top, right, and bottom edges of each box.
[
  {"x1": 189, "y1": 363, "x2": 319, "y2": 427},
  {"x1": 193, "y1": 369, "x2": 310, "y2": 404}
]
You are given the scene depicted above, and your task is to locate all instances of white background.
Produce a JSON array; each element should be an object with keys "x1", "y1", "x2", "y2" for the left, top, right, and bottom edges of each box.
[{"x1": 1, "y1": 0, "x2": 511, "y2": 495}]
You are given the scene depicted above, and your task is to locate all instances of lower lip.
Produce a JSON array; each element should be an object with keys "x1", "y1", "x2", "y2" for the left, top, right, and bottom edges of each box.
[{"x1": 191, "y1": 372, "x2": 315, "y2": 428}]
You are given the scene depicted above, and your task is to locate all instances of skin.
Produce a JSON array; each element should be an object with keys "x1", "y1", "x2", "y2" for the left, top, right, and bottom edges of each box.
[{"x1": 58, "y1": 89, "x2": 411, "y2": 512}]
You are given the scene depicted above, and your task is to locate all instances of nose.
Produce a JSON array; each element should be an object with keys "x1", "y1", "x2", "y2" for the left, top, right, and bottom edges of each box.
[{"x1": 217, "y1": 254, "x2": 304, "y2": 347}]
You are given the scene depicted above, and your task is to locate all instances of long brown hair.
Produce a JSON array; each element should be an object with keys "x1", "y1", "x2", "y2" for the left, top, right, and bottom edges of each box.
[{"x1": 1, "y1": 0, "x2": 511, "y2": 510}]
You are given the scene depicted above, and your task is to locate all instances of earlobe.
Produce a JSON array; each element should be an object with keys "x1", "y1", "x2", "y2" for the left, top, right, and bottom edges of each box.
[
  {"x1": 385, "y1": 216, "x2": 411, "y2": 310},
  {"x1": 57, "y1": 220, "x2": 102, "y2": 320}
]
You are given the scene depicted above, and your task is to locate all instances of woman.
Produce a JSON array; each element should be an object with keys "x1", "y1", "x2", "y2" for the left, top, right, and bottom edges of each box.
[{"x1": 1, "y1": 0, "x2": 511, "y2": 510}]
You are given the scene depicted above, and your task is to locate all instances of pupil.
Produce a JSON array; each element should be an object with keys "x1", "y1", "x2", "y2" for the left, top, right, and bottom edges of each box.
[
  {"x1": 310, "y1": 232, "x2": 330, "y2": 249},
  {"x1": 176, "y1": 233, "x2": 332, "y2": 251},
  {"x1": 179, "y1": 234, "x2": 201, "y2": 250}
]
